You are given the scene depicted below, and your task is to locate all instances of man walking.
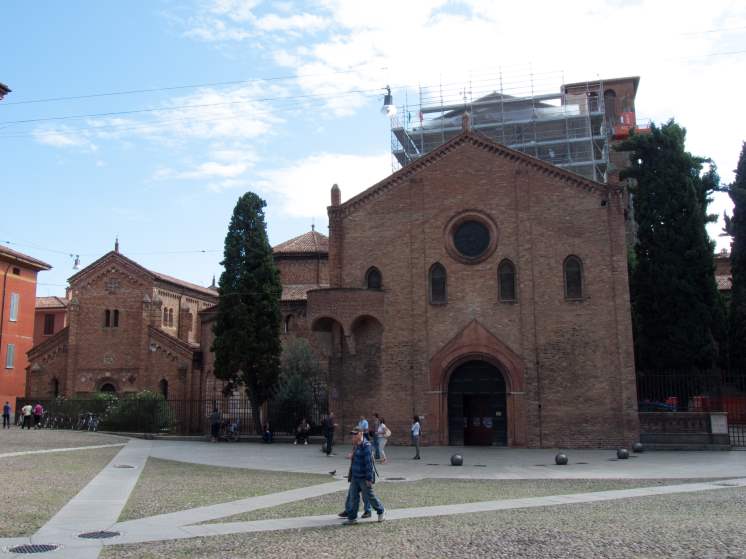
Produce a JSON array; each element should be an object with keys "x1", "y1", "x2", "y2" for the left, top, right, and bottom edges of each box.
[
  {"x1": 357, "y1": 415, "x2": 369, "y2": 440},
  {"x1": 2, "y1": 401, "x2": 10, "y2": 429},
  {"x1": 322, "y1": 412, "x2": 337, "y2": 456},
  {"x1": 343, "y1": 427, "x2": 384, "y2": 525},
  {"x1": 21, "y1": 403, "x2": 33, "y2": 430}
]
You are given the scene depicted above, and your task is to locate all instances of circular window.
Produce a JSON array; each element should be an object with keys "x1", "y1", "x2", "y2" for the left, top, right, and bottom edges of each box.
[
  {"x1": 444, "y1": 211, "x2": 498, "y2": 265},
  {"x1": 453, "y1": 221, "x2": 490, "y2": 258}
]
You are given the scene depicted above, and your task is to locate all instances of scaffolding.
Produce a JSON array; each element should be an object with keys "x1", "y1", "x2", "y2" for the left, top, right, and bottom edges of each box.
[{"x1": 390, "y1": 70, "x2": 626, "y2": 183}]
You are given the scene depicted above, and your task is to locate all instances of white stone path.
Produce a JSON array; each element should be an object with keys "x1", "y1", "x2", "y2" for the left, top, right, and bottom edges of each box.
[
  {"x1": 1, "y1": 439, "x2": 745, "y2": 558},
  {"x1": 0, "y1": 443, "x2": 126, "y2": 459}
]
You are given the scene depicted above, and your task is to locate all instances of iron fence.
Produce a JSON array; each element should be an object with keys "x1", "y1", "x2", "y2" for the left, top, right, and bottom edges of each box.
[
  {"x1": 636, "y1": 371, "x2": 746, "y2": 447},
  {"x1": 15, "y1": 394, "x2": 328, "y2": 438}
]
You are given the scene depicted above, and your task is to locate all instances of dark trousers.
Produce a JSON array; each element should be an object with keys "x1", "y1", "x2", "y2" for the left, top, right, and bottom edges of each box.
[
  {"x1": 23, "y1": 416, "x2": 32, "y2": 429},
  {"x1": 347, "y1": 478, "x2": 383, "y2": 520},
  {"x1": 324, "y1": 432, "x2": 334, "y2": 455},
  {"x1": 2, "y1": 414, "x2": 9, "y2": 428}
]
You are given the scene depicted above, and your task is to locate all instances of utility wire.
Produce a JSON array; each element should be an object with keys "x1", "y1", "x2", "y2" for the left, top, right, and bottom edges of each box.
[{"x1": 0, "y1": 64, "x2": 383, "y2": 106}]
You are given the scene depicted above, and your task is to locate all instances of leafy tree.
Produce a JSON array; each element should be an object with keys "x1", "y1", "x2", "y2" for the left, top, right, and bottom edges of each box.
[
  {"x1": 212, "y1": 193, "x2": 282, "y2": 432},
  {"x1": 273, "y1": 338, "x2": 324, "y2": 427},
  {"x1": 724, "y1": 142, "x2": 746, "y2": 371},
  {"x1": 618, "y1": 120, "x2": 724, "y2": 372}
]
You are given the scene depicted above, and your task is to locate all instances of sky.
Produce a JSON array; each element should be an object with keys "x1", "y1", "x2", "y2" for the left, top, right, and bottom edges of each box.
[{"x1": 1, "y1": 0, "x2": 745, "y2": 297}]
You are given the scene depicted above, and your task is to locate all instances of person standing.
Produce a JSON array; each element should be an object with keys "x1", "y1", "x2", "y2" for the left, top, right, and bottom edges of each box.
[
  {"x1": 322, "y1": 412, "x2": 337, "y2": 456},
  {"x1": 376, "y1": 417, "x2": 390, "y2": 464},
  {"x1": 33, "y1": 403, "x2": 44, "y2": 429},
  {"x1": 411, "y1": 415, "x2": 421, "y2": 460},
  {"x1": 294, "y1": 417, "x2": 310, "y2": 445},
  {"x1": 2, "y1": 401, "x2": 10, "y2": 429},
  {"x1": 209, "y1": 407, "x2": 221, "y2": 442},
  {"x1": 21, "y1": 403, "x2": 33, "y2": 430},
  {"x1": 343, "y1": 427, "x2": 384, "y2": 525}
]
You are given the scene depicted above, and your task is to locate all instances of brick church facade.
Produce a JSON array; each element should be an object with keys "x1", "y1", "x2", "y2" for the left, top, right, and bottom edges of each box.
[
  {"x1": 26, "y1": 126, "x2": 638, "y2": 449},
  {"x1": 305, "y1": 124, "x2": 638, "y2": 448}
]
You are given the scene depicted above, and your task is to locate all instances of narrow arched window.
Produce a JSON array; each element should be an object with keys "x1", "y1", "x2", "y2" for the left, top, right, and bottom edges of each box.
[
  {"x1": 51, "y1": 378, "x2": 60, "y2": 398},
  {"x1": 365, "y1": 267, "x2": 382, "y2": 289},
  {"x1": 163, "y1": 307, "x2": 168, "y2": 325},
  {"x1": 498, "y1": 259, "x2": 516, "y2": 302},
  {"x1": 564, "y1": 256, "x2": 584, "y2": 300},
  {"x1": 104, "y1": 309, "x2": 111, "y2": 327},
  {"x1": 159, "y1": 379, "x2": 168, "y2": 400},
  {"x1": 113, "y1": 309, "x2": 120, "y2": 328},
  {"x1": 168, "y1": 308, "x2": 174, "y2": 327},
  {"x1": 284, "y1": 314, "x2": 292, "y2": 334},
  {"x1": 429, "y1": 263, "x2": 447, "y2": 304}
]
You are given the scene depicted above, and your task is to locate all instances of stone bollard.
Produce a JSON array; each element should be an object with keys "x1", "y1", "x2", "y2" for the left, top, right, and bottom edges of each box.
[
  {"x1": 617, "y1": 448, "x2": 629, "y2": 459},
  {"x1": 450, "y1": 454, "x2": 463, "y2": 466},
  {"x1": 632, "y1": 442, "x2": 644, "y2": 453},
  {"x1": 555, "y1": 453, "x2": 568, "y2": 465}
]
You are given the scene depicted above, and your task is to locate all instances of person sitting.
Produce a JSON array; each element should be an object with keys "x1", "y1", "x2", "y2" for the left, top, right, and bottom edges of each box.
[
  {"x1": 262, "y1": 422, "x2": 273, "y2": 443},
  {"x1": 294, "y1": 418, "x2": 310, "y2": 445}
]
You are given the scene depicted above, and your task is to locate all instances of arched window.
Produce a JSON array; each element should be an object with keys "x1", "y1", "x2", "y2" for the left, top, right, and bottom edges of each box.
[
  {"x1": 113, "y1": 309, "x2": 119, "y2": 328},
  {"x1": 284, "y1": 314, "x2": 293, "y2": 334},
  {"x1": 168, "y1": 308, "x2": 174, "y2": 327},
  {"x1": 429, "y1": 263, "x2": 447, "y2": 304},
  {"x1": 604, "y1": 89, "x2": 617, "y2": 123},
  {"x1": 51, "y1": 378, "x2": 59, "y2": 398},
  {"x1": 159, "y1": 379, "x2": 168, "y2": 400},
  {"x1": 564, "y1": 256, "x2": 584, "y2": 300},
  {"x1": 365, "y1": 267, "x2": 382, "y2": 289},
  {"x1": 163, "y1": 307, "x2": 168, "y2": 325},
  {"x1": 498, "y1": 259, "x2": 516, "y2": 302},
  {"x1": 100, "y1": 383, "x2": 116, "y2": 393},
  {"x1": 104, "y1": 309, "x2": 111, "y2": 327}
]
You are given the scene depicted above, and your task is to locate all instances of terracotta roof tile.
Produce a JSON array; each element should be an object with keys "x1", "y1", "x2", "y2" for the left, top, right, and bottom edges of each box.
[
  {"x1": 36, "y1": 296, "x2": 69, "y2": 309},
  {"x1": 151, "y1": 271, "x2": 219, "y2": 299},
  {"x1": 282, "y1": 284, "x2": 327, "y2": 301},
  {"x1": 0, "y1": 245, "x2": 52, "y2": 271},
  {"x1": 273, "y1": 230, "x2": 328, "y2": 255}
]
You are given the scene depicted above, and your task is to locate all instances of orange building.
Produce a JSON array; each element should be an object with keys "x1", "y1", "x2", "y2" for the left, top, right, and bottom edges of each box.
[{"x1": 0, "y1": 246, "x2": 51, "y2": 409}]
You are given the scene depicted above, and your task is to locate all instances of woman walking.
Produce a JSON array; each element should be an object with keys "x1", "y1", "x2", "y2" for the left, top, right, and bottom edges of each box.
[
  {"x1": 376, "y1": 417, "x2": 390, "y2": 464},
  {"x1": 411, "y1": 415, "x2": 421, "y2": 460}
]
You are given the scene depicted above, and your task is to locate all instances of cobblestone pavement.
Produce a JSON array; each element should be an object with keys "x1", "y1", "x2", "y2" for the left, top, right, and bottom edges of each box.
[{"x1": 1, "y1": 438, "x2": 744, "y2": 559}]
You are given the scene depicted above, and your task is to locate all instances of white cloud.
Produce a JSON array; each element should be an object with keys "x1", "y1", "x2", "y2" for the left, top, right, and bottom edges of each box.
[
  {"x1": 257, "y1": 152, "x2": 391, "y2": 218},
  {"x1": 32, "y1": 126, "x2": 97, "y2": 151},
  {"x1": 153, "y1": 144, "x2": 258, "y2": 182}
]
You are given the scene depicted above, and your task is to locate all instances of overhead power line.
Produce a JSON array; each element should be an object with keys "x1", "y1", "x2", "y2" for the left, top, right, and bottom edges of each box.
[{"x1": 0, "y1": 64, "x2": 384, "y2": 106}]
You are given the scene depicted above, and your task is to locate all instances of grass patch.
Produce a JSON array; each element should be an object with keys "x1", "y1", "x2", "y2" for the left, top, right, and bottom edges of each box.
[
  {"x1": 0, "y1": 446, "x2": 120, "y2": 537},
  {"x1": 118, "y1": 458, "x2": 329, "y2": 522},
  {"x1": 0, "y1": 429, "x2": 126, "y2": 454},
  {"x1": 216, "y1": 477, "x2": 714, "y2": 523}
]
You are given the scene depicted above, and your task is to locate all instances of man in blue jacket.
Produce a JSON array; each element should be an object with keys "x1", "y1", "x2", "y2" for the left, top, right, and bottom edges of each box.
[{"x1": 343, "y1": 427, "x2": 384, "y2": 525}]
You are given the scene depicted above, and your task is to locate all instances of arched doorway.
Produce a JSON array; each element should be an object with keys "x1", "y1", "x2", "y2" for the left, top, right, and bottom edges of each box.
[
  {"x1": 100, "y1": 383, "x2": 116, "y2": 394},
  {"x1": 447, "y1": 360, "x2": 507, "y2": 446}
]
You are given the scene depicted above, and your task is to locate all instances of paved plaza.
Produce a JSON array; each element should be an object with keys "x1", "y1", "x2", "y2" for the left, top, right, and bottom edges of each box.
[{"x1": 1, "y1": 432, "x2": 745, "y2": 558}]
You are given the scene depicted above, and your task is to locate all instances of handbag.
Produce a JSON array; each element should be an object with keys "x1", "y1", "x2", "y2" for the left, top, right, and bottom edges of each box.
[{"x1": 384, "y1": 426, "x2": 392, "y2": 438}]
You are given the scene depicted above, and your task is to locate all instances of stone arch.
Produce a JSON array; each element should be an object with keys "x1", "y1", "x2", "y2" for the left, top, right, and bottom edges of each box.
[
  {"x1": 350, "y1": 315, "x2": 383, "y2": 353},
  {"x1": 429, "y1": 320, "x2": 527, "y2": 446},
  {"x1": 98, "y1": 380, "x2": 118, "y2": 393}
]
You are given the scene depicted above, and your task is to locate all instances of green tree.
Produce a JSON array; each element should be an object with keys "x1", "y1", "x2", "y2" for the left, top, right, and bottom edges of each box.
[
  {"x1": 618, "y1": 120, "x2": 724, "y2": 372},
  {"x1": 212, "y1": 193, "x2": 282, "y2": 432},
  {"x1": 274, "y1": 338, "x2": 324, "y2": 426},
  {"x1": 724, "y1": 142, "x2": 746, "y2": 372}
]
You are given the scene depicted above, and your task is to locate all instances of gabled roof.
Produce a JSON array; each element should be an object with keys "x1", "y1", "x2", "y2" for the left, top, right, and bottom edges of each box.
[
  {"x1": 282, "y1": 284, "x2": 329, "y2": 302},
  {"x1": 0, "y1": 245, "x2": 52, "y2": 271},
  {"x1": 273, "y1": 229, "x2": 328, "y2": 256},
  {"x1": 331, "y1": 128, "x2": 616, "y2": 219},
  {"x1": 68, "y1": 251, "x2": 217, "y2": 300},
  {"x1": 36, "y1": 296, "x2": 69, "y2": 309}
]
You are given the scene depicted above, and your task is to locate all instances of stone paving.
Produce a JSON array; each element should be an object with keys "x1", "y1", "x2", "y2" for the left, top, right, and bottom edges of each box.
[{"x1": 0, "y1": 438, "x2": 744, "y2": 558}]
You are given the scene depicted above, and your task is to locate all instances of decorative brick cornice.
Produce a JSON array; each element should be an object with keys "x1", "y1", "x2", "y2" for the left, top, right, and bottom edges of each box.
[
  {"x1": 329, "y1": 130, "x2": 623, "y2": 220},
  {"x1": 28, "y1": 326, "x2": 69, "y2": 360}
]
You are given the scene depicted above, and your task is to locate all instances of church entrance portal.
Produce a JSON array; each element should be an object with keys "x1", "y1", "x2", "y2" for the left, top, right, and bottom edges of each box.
[{"x1": 447, "y1": 360, "x2": 507, "y2": 446}]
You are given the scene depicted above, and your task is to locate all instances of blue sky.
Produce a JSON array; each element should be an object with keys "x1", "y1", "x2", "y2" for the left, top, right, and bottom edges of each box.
[{"x1": 2, "y1": 0, "x2": 745, "y2": 296}]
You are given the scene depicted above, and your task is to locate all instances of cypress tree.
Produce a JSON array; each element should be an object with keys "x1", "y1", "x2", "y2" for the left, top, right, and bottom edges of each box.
[
  {"x1": 725, "y1": 143, "x2": 746, "y2": 372},
  {"x1": 618, "y1": 120, "x2": 723, "y2": 372},
  {"x1": 212, "y1": 192, "x2": 282, "y2": 432}
]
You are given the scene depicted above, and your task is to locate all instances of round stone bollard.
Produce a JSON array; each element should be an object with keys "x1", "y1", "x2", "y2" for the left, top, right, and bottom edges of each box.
[
  {"x1": 450, "y1": 454, "x2": 464, "y2": 466},
  {"x1": 555, "y1": 453, "x2": 568, "y2": 466},
  {"x1": 632, "y1": 442, "x2": 644, "y2": 453},
  {"x1": 617, "y1": 448, "x2": 630, "y2": 459}
]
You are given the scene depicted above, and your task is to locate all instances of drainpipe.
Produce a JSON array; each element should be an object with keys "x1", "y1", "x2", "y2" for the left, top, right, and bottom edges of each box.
[{"x1": 0, "y1": 262, "x2": 11, "y2": 360}]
